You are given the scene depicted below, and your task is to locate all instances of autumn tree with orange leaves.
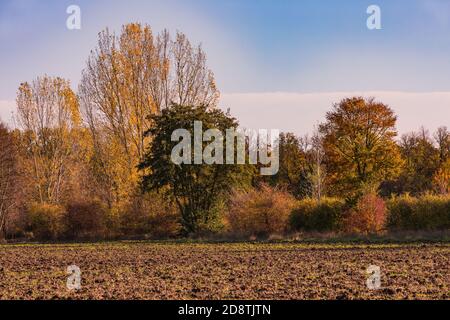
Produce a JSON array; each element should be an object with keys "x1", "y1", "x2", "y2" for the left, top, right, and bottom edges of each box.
[{"x1": 319, "y1": 97, "x2": 403, "y2": 200}]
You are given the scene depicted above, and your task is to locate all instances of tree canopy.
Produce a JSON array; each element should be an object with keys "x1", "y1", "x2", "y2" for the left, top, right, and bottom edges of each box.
[
  {"x1": 139, "y1": 104, "x2": 253, "y2": 234},
  {"x1": 319, "y1": 97, "x2": 403, "y2": 199}
]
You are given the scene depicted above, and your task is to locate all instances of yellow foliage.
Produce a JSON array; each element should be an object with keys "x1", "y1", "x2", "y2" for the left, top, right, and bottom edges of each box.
[{"x1": 433, "y1": 159, "x2": 450, "y2": 195}]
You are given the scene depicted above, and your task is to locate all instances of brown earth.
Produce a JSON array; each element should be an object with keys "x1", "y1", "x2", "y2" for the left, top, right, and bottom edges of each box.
[{"x1": 0, "y1": 242, "x2": 448, "y2": 300}]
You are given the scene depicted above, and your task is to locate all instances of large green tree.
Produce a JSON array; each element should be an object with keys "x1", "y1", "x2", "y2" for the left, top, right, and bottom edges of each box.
[{"x1": 139, "y1": 104, "x2": 253, "y2": 234}]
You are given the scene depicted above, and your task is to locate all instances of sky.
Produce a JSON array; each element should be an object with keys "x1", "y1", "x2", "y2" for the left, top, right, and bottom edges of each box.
[{"x1": 0, "y1": 0, "x2": 449, "y2": 135}]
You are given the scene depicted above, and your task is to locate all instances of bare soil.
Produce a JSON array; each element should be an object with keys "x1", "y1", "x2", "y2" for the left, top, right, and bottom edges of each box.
[{"x1": 0, "y1": 242, "x2": 448, "y2": 300}]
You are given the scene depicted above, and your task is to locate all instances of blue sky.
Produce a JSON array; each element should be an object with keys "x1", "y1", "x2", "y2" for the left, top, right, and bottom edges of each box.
[{"x1": 1, "y1": 0, "x2": 449, "y2": 133}]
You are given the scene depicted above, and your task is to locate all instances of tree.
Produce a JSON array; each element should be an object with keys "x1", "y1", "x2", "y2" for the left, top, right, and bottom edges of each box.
[
  {"x1": 15, "y1": 76, "x2": 81, "y2": 204},
  {"x1": 434, "y1": 126, "x2": 449, "y2": 164},
  {"x1": 308, "y1": 128, "x2": 327, "y2": 201},
  {"x1": 388, "y1": 128, "x2": 440, "y2": 195},
  {"x1": 139, "y1": 104, "x2": 252, "y2": 234},
  {"x1": 319, "y1": 97, "x2": 402, "y2": 199},
  {"x1": 267, "y1": 130, "x2": 326, "y2": 200},
  {"x1": 269, "y1": 132, "x2": 311, "y2": 198},
  {"x1": 0, "y1": 123, "x2": 18, "y2": 239},
  {"x1": 433, "y1": 158, "x2": 450, "y2": 195},
  {"x1": 172, "y1": 32, "x2": 219, "y2": 108},
  {"x1": 79, "y1": 23, "x2": 219, "y2": 207},
  {"x1": 433, "y1": 127, "x2": 450, "y2": 195}
]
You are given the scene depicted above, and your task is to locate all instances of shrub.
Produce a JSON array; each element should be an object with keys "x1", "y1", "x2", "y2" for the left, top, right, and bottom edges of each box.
[
  {"x1": 121, "y1": 192, "x2": 181, "y2": 238},
  {"x1": 4, "y1": 206, "x2": 27, "y2": 240},
  {"x1": 387, "y1": 194, "x2": 450, "y2": 230},
  {"x1": 386, "y1": 194, "x2": 416, "y2": 230},
  {"x1": 290, "y1": 198, "x2": 345, "y2": 232},
  {"x1": 27, "y1": 203, "x2": 66, "y2": 240},
  {"x1": 65, "y1": 200, "x2": 108, "y2": 239},
  {"x1": 226, "y1": 184, "x2": 296, "y2": 237},
  {"x1": 342, "y1": 193, "x2": 387, "y2": 235}
]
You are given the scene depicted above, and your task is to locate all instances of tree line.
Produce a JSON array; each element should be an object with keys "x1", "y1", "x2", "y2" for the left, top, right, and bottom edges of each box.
[{"x1": 0, "y1": 23, "x2": 448, "y2": 240}]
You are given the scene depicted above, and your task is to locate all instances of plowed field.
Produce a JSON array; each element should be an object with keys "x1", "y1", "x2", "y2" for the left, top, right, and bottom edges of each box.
[{"x1": 0, "y1": 242, "x2": 448, "y2": 299}]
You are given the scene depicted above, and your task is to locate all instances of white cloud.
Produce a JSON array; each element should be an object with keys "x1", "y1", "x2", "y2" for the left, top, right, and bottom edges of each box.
[
  {"x1": 2, "y1": 92, "x2": 449, "y2": 136},
  {"x1": 219, "y1": 91, "x2": 450, "y2": 136}
]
